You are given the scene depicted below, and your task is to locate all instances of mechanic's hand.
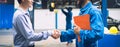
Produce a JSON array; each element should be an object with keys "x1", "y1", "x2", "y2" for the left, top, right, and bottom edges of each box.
[{"x1": 74, "y1": 25, "x2": 81, "y2": 35}]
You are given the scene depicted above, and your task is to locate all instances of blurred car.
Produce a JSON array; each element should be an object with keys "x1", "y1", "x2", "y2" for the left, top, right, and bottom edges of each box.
[
  {"x1": 107, "y1": 16, "x2": 120, "y2": 31},
  {"x1": 34, "y1": 0, "x2": 42, "y2": 9},
  {"x1": 92, "y1": 0, "x2": 120, "y2": 31}
]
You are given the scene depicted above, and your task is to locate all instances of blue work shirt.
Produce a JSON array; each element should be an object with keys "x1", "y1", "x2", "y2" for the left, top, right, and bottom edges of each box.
[
  {"x1": 12, "y1": 7, "x2": 53, "y2": 47},
  {"x1": 60, "y1": 1, "x2": 104, "y2": 47}
]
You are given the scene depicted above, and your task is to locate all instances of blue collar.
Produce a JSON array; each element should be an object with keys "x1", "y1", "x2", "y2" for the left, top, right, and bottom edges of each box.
[{"x1": 80, "y1": 1, "x2": 92, "y2": 12}]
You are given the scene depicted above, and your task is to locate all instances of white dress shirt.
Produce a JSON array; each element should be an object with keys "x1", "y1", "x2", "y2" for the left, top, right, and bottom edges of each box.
[{"x1": 12, "y1": 7, "x2": 53, "y2": 47}]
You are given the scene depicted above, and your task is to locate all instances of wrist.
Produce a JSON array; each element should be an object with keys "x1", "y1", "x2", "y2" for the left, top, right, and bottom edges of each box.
[{"x1": 47, "y1": 30, "x2": 54, "y2": 36}]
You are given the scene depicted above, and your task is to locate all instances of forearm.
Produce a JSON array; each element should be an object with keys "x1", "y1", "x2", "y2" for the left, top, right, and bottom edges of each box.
[
  {"x1": 80, "y1": 27, "x2": 104, "y2": 42},
  {"x1": 60, "y1": 29, "x2": 76, "y2": 42},
  {"x1": 27, "y1": 30, "x2": 53, "y2": 41},
  {"x1": 61, "y1": 9, "x2": 67, "y2": 15}
]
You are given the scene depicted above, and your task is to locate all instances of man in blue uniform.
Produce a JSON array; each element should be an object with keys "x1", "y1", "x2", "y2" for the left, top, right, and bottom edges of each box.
[
  {"x1": 55, "y1": 0, "x2": 104, "y2": 47},
  {"x1": 61, "y1": 7, "x2": 73, "y2": 45},
  {"x1": 61, "y1": 7, "x2": 73, "y2": 30}
]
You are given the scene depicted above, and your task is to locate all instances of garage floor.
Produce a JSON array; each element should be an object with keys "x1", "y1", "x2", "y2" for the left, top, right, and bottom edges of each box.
[{"x1": 0, "y1": 29, "x2": 76, "y2": 47}]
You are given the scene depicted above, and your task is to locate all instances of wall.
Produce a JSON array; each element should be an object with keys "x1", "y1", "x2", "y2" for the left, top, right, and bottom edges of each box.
[
  {"x1": 0, "y1": 4, "x2": 14, "y2": 29},
  {"x1": 34, "y1": 9, "x2": 79, "y2": 30},
  {"x1": 34, "y1": 9, "x2": 120, "y2": 30},
  {"x1": 108, "y1": 9, "x2": 120, "y2": 20}
]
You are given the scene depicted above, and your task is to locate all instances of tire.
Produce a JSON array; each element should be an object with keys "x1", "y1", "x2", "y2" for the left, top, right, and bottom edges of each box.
[{"x1": 118, "y1": 24, "x2": 120, "y2": 31}]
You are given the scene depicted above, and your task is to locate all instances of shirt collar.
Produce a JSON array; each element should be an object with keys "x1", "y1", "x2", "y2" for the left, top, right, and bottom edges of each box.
[
  {"x1": 17, "y1": 7, "x2": 29, "y2": 14},
  {"x1": 80, "y1": 1, "x2": 92, "y2": 12}
]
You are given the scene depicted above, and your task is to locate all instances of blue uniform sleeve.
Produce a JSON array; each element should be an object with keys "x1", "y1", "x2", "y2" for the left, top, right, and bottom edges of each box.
[
  {"x1": 80, "y1": 10, "x2": 104, "y2": 42},
  {"x1": 60, "y1": 29, "x2": 76, "y2": 42},
  {"x1": 61, "y1": 9, "x2": 68, "y2": 15}
]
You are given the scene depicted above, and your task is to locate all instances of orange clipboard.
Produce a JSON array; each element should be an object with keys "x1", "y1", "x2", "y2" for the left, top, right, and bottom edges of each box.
[{"x1": 74, "y1": 14, "x2": 91, "y2": 30}]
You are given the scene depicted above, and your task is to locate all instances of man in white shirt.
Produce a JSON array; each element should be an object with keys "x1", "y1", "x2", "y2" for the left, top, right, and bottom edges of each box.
[{"x1": 13, "y1": 0, "x2": 60, "y2": 47}]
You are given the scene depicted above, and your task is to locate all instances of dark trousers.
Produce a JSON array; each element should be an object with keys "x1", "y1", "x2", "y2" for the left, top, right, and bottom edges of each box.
[{"x1": 28, "y1": 45, "x2": 35, "y2": 47}]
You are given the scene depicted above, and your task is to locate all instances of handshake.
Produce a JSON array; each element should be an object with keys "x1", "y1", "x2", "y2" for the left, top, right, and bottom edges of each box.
[
  {"x1": 50, "y1": 25, "x2": 81, "y2": 39},
  {"x1": 51, "y1": 30, "x2": 61, "y2": 39}
]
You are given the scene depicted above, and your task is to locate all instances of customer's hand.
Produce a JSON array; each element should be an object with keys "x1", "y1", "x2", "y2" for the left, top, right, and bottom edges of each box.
[{"x1": 51, "y1": 30, "x2": 61, "y2": 39}]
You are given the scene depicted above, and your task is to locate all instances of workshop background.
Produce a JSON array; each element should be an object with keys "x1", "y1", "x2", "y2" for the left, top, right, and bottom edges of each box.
[{"x1": 0, "y1": 0, "x2": 120, "y2": 47}]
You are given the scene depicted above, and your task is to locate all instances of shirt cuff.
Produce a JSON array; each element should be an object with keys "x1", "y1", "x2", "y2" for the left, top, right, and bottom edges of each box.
[
  {"x1": 80, "y1": 29, "x2": 84, "y2": 36},
  {"x1": 47, "y1": 30, "x2": 54, "y2": 36}
]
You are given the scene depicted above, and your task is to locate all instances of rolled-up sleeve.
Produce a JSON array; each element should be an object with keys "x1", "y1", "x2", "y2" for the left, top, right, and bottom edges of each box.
[{"x1": 60, "y1": 29, "x2": 76, "y2": 42}]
